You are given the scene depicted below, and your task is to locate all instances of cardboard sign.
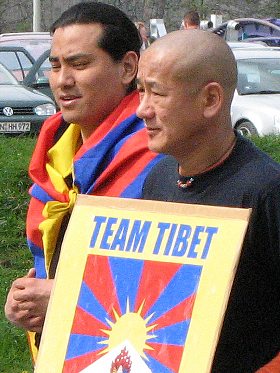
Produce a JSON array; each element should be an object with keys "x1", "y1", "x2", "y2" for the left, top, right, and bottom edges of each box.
[{"x1": 35, "y1": 195, "x2": 251, "y2": 373}]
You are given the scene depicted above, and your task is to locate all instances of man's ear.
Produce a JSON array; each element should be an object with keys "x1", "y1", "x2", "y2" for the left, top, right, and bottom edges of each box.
[
  {"x1": 202, "y1": 82, "x2": 223, "y2": 119},
  {"x1": 120, "y1": 51, "x2": 139, "y2": 85}
]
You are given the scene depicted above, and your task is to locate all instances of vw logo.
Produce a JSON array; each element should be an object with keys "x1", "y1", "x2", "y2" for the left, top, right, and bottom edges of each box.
[{"x1": 3, "y1": 107, "x2": 13, "y2": 116}]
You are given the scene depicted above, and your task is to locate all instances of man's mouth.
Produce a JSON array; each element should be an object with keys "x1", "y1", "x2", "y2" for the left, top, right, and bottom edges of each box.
[
  {"x1": 145, "y1": 124, "x2": 160, "y2": 136},
  {"x1": 58, "y1": 94, "x2": 82, "y2": 107}
]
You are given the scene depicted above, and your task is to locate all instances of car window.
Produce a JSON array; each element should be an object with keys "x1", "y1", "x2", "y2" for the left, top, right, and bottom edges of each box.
[
  {"x1": 239, "y1": 23, "x2": 280, "y2": 40},
  {"x1": 0, "y1": 63, "x2": 19, "y2": 84},
  {"x1": 31, "y1": 54, "x2": 51, "y2": 82},
  {"x1": 0, "y1": 50, "x2": 33, "y2": 81},
  {"x1": 39, "y1": 55, "x2": 51, "y2": 78},
  {"x1": 237, "y1": 58, "x2": 280, "y2": 94},
  {"x1": 263, "y1": 38, "x2": 280, "y2": 47}
]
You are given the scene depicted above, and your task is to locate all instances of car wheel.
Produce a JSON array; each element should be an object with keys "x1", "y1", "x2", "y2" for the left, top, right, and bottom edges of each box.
[{"x1": 236, "y1": 121, "x2": 258, "y2": 137}]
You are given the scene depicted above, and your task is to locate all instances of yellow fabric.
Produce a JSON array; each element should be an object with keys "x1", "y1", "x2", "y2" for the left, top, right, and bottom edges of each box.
[
  {"x1": 39, "y1": 189, "x2": 78, "y2": 274},
  {"x1": 27, "y1": 331, "x2": 38, "y2": 364},
  {"x1": 38, "y1": 123, "x2": 81, "y2": 276},
  {"x1": 45, "y1": 123, "x2": 81, "y2": 194}
]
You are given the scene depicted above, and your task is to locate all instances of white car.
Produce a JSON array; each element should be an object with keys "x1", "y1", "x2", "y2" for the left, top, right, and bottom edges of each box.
[
  {"x1": 231, "y1": 47, "x2": 280, "y2": 136},
  {"x1": 228, "y1": 41, "x2": 267, "y2": 49}
]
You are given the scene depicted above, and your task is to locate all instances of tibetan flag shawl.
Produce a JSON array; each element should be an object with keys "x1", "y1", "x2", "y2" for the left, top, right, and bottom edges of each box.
[
  {"x1": 27, "y1": 91, "x2": 161, "y2": 279},
  {"x1": 26, "y1": 91, "x2": 162, "y2": 359}
]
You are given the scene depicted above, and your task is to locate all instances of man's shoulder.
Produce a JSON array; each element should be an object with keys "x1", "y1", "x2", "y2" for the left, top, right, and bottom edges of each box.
[{"x1": 237, "y1": 135, "x2": 280, "y2": 178}]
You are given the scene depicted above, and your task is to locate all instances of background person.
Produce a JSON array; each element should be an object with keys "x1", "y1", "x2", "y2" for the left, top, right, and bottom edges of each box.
[
  {"x1": 136, "y1": 29, "x2": 280, "y2": 372},
  {"x1": 135, "y1": 21, "x2": 150, "y2": 50},
  {"x1": 4, "y1": 1, "x2": 162, "y2": 361},
  {"x1": 181, "y1": 10, "x2": 200, "y2": 30}
]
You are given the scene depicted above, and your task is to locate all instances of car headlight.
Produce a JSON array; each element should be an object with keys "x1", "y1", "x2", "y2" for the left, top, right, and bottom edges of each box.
[
  {"x1": 34, "y1": 103, "x2": 56, "y2": 116},
  {"x1": 274, "y1": 115, "x2": 280, "y2": 132}
]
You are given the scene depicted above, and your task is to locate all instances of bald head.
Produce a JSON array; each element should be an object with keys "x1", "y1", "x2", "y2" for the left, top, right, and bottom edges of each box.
[
  {"x1": 136, "y1": 29, "x2": 236, "y2": 169},
  {"x1": 142, "y1": 30, "x2": 237, "y2": 98}
]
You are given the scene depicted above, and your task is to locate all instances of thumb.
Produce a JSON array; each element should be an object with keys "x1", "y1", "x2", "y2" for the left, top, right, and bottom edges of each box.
[{"x1": 25, "y1": 268, "x2": 36, "y2": 278}]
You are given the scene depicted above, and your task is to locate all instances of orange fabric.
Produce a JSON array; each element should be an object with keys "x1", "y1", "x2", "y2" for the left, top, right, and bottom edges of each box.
[{"x1": 256, "y1": 353, "x2": 280, "y2": 372}]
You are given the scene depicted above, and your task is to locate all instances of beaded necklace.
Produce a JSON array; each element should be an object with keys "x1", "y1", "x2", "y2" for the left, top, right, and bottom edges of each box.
[{"x1": 177, "y1": 137, "x2": 237, "y2": 189}]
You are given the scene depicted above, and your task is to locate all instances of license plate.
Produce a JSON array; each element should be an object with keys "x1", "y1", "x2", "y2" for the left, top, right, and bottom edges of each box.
[{"x1": 0, "y1": 122, "x2": 31, "y2": 133}]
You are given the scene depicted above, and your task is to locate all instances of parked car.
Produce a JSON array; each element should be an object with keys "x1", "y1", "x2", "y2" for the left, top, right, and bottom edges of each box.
[
  {"x1": 0, "y1": 32, "x2": 51, "y2": 59},
  {"x1": 231, "y1": 47, "x2": 280, "y2": 136},
  {"x1": 0, "y1": 62, "x2": 56, "y2": 135},
  {"x1": 0, "y1": 46, "x2": 54, "y2": 102}
]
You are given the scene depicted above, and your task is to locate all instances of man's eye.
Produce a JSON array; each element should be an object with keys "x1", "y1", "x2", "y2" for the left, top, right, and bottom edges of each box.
[
  {"x1": 152, "y1": 91, "x2": 163, "y2": 96},
  {"x1": 51, "y1": 65, "x2": 60, "y2": 71},
  {"x1": 73, "y1": 62, "x2": 88, "y2": 69}
]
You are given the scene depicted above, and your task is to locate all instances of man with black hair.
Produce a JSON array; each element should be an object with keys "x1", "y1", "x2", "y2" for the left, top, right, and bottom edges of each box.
[{"x1": 5, "y1": 1, "x2": 161, "y2": 360}]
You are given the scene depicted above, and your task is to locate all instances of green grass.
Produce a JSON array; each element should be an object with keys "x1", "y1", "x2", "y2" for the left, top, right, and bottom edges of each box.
[
  {"x1": 0, "y1": 135, "x2": 36, "y2": 373},
  {"x1": 0, "y1": 134, "x2": 280, "y2": 372},
  {"x1": 252, "y1": 135, "x2": 280, "y2": 163}
]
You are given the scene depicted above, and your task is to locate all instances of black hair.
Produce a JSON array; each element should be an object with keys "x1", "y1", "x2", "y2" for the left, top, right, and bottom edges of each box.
[{"x1": 50, "y1": 1, "x2": 142, "y2": 61}]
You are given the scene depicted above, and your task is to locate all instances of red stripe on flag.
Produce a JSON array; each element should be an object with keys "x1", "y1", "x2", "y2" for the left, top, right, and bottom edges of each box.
[
  {"x1": 26, "y1": 197, "x2": 44, "y2": 248},
  {"x1": 71, "y1": 306, "x2": 108, "y2": 337},
  {"x1": 147, "y1": 342, "x2": 184, "y2": 372},
  {"x1": 62, "y1": 349, "x2": 106, "y2": 373},
  {"x1": 83, "y1": 255, "x2": 121, "y2": 318},
  {"x1": 134, "y1": 260, "x2": 182, "y2": 316}
]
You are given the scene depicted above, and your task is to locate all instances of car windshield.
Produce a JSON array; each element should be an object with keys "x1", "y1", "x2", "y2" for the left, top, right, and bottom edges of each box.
[
  {"x1": 237, "y1": 58, "x2": 280, "y2": 95},
  {"x1": 35, "y1": 54, "x2": 51, "y2": 79},
  {"x1": 240, "y1": 23, "x2": 280, "y2": 38},
  {"x1": 0, "y1": 63, "x2": 19, "y2": 85},
  {"x1": 0, "y1": 39, "x2": 51, "y2": 59}
]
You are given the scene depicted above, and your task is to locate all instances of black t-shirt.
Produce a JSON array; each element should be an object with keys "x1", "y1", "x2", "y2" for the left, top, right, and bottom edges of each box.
[{"x1": 142, "y1": 135, "x2": 280, "y2": 373}]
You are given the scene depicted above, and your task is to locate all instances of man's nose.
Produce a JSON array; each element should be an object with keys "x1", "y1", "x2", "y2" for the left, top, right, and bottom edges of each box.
[
  {"x1": 136, "y1": 94, "x2": 154, "y2": 119},
  {"x1": 56, "y1": 66, "x2": 75, "y2": 88}
]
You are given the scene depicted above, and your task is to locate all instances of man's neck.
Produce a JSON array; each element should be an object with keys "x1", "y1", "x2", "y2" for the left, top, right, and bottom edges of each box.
[
  {"x1": 178, "y1": 132, "x2": 236, "y2": 177},
  {"x1": 79, "y1": 122, "x2": 101, "y2": 142}
]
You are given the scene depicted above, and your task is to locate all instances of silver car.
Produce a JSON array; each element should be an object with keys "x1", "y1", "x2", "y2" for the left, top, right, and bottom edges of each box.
[{"x1": 231, "y1": 47, "x2": 280, "y2": 136}]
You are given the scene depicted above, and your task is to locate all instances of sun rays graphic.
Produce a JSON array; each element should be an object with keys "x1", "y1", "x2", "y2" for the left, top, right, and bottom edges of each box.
[
  {"x1": 99, "y1": 299, "x2": 157, "y2": 357},
  {"x1": 62, "y1": 255, "x2": 201, "y2": 373}
]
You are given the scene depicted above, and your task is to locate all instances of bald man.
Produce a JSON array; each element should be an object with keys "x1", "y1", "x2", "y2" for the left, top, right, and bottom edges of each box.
[{"x1": 137, "y1": 30, "x2": 280, "y2": 372}]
